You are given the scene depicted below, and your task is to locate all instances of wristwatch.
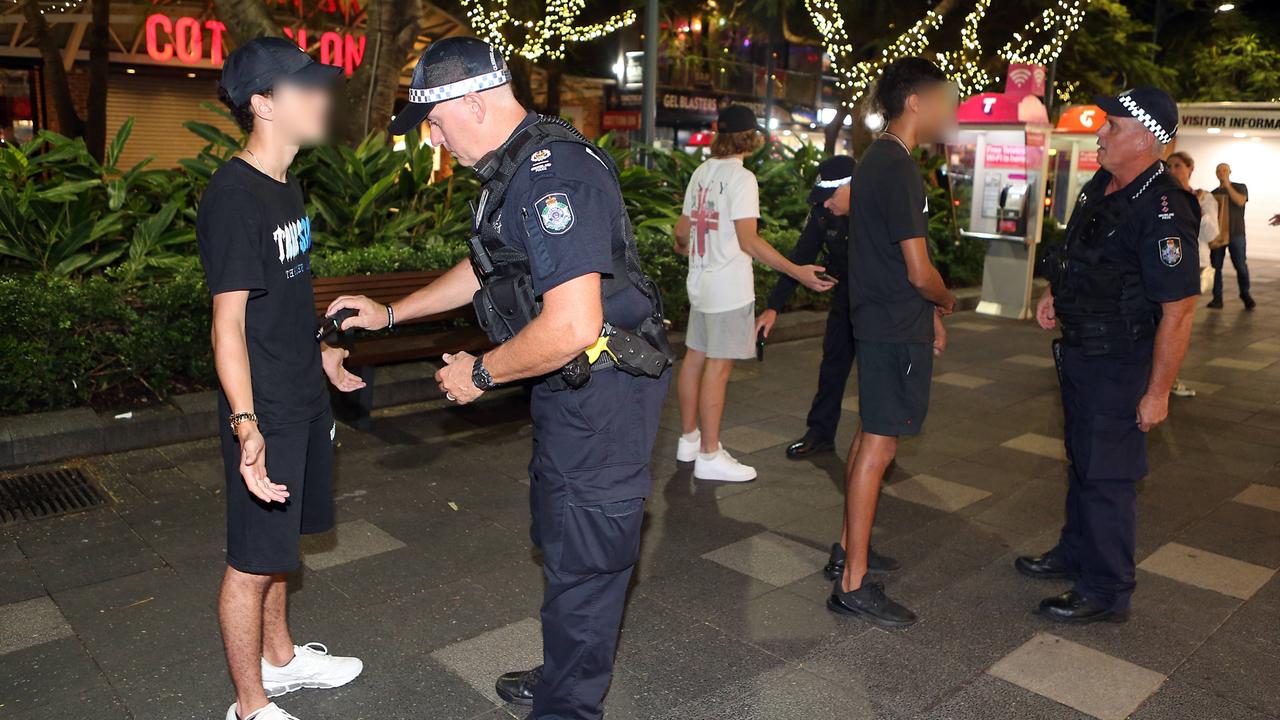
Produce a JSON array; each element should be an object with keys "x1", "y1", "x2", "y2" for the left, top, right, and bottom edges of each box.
[
  {"x1": 229, "y1": 411, "x2": 258, "y2": 433},
  {"x1": 471, "y1": 355, "x2": 497, "y2": 391}
]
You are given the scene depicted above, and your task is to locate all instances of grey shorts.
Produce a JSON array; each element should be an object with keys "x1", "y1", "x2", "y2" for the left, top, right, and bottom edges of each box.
[
  {"x1": 856, "y1": 340, "x2": 933, "y2": 437},
  {"x1": 686, "y1": 303, "x2": 756, "y2": 360}
]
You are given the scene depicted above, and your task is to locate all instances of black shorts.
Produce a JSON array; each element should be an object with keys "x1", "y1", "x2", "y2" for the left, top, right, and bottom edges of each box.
[
  {"x1": 220, "y1": 408, "x2": 336, "y2": 574},
  {"x1": 856, "y1": 340, "x2": 933, "y2": 437}
]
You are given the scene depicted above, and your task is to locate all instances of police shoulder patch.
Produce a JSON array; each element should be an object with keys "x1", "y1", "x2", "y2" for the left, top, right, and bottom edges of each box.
[
  {"x1": 536, "y1": 192, "x2": 574, "y2": 235},
  {"x1": 1158, "y1": 236, "x2": 1183, "y2": 267}
]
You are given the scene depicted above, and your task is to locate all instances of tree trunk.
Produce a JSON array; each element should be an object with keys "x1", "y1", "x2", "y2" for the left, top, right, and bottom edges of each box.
[
  {"x1": 333, "y1": 0, "x2": 425, "y2": 145},
  {"x1": 822, "y1": 106, "x2": 847, "y2": 154},
  {"x1": 84, "y1": 0, "x2": 109, "y2": 162},
  {"x1": 22, "y1": 0, "x2": 83, "y2": 138},
  {"x1": 543, "y1": 59, "x2": 563, "y2": 117},
  {"x1": 209, "y1": 0, "x2": 282, "y2": 44}
]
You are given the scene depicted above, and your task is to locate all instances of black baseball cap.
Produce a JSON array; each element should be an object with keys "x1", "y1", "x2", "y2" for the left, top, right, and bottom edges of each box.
[
  {"x1": 1093, "y1": 85, "x2": 1179, "y2": 145},
  {"x1": 219, "y1": 37, "x2": 341, "y2": 107},
  {"x1": 717, "y1": 104, "x2": 759, "y2": 134},
  {"x1": 389, "y1": 37, "x2": 512, "y2": 136},
  {"x1": 809, "y1": 155, "x2": 856, "y2": 204}
]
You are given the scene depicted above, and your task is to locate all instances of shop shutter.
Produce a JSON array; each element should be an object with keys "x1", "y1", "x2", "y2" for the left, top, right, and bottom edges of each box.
[{"x1": 105, "y1": 71, "x2": 239, "y2": 170}]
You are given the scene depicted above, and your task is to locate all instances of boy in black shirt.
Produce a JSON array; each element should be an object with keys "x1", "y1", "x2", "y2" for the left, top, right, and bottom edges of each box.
[
  {"x1": 826, "y1": 57, "x2": 957, "y2": 628},
  {"x1": 197, "y1": 38, "x2": 366, "y2": 720}
]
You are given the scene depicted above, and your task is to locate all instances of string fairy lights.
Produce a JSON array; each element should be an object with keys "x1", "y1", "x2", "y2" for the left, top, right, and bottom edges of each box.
[
  {"x1": 809, "y1": 0, "x2": 1094, "y2": 108},
  {"x1": 460, "y1": 0, "x2": 636, "y2": 62}
]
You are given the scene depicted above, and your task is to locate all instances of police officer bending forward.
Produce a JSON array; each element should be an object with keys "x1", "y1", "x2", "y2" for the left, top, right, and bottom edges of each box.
[
  {"x1": 329, "y1": 38, "x2": 672, "y2": 719},
  {"x1": 1016, "y1": 86, "x2": 1199, "y2": 624}
]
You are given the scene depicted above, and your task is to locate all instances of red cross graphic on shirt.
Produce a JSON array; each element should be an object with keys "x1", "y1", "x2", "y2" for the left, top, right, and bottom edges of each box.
[{"x1": 690, "y1": 185, "x2": 718, "y2": 257}]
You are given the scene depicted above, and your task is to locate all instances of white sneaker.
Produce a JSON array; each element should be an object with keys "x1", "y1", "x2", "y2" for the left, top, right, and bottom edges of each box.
[
  {"x1": 1171, "y1": 381, "x2": 1197, "y2": 398},
  {"x1": 694, "y1": 445, "x2": 757, "y2": 483},
  {"x1": 261, "y1": 643, "x2": 363, "y2": 698},
  {"x1": 226, "y1": 702, "x2": 300, "y2": 720},
  {"x1": 677, "y1": 430, "x2": 701, "y2": 463}
]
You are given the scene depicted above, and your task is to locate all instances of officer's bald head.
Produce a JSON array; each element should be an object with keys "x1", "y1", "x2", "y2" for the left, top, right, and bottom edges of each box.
[{"x1": 424, "y1": 83, "x2": 528, "y2": 167}]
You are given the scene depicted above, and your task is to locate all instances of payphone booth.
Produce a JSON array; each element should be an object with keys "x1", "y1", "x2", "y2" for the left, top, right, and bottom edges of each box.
[
  {"x1": 1049, "y1": 105, "x2": 1106, "y2": 226},
  {"x1": 947, "y1": 92, "x2": 1052, "y2": 319}
]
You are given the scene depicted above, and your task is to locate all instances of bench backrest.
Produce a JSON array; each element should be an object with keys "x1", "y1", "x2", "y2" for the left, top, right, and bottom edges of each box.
[{"x1": 312, "y1": 270, "x2": 471, "y2": 325}]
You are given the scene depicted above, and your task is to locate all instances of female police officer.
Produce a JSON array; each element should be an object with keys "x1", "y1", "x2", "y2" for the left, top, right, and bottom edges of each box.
[
  {"x1": 328, "y1": 37, "x2": 671, "y2": 719},
  {"x1": 1017, "y1": 86, "x2": 1199, "y2": 624}
]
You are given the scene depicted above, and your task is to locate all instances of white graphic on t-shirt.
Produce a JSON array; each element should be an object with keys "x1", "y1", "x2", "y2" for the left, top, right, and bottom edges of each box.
[
  {"x1": 690, "y1": 184, "x2": 719, "y2": 258},
  {"x1": 273, "y1": 216, "x2": 313, "y2": 265}
]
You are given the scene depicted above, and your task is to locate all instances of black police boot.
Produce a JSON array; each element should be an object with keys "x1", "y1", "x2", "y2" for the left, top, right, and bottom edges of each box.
[
  {"x1": 786, "y1": 433, "x2": 834, "y2": 459},
  {"x1": 495, "y1": 665, "x2": 541, "y2": 706},
  {"x1": 1014, "y1": 551, "x2": 1078, "y2": 581},
  {"x1": 1208, "y1": 297, "x2": 1224, "y2": 309},
  {"x1": 1243, "y1": 294, "x2": 1257, "y2": 311},
  {"x1": 1036, "y1": 590, "x2": 1128, "y2": 624},
  {"x1": 824, "y1": 543, "x2": 901, "y2": 580},
  {"x1": 827, "y1": 579, "x2": 917, "y2": 628}
]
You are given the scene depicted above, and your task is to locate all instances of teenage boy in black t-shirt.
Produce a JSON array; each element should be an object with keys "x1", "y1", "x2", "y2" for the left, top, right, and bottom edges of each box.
[
  {"x1": 826, "y1": 57, "x2": 957, "y2": 628},
  {"x1": 197, "y1": 38, "x2": 366, "y2": 720}
]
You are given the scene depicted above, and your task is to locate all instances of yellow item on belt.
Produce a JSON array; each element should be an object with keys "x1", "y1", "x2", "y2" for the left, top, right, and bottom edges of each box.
[{"x1": 583, "y1": 335, "x2": 616, "y2": 364}]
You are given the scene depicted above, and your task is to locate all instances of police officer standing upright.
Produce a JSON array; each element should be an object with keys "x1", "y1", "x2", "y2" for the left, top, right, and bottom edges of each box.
[
  {"x1": 755, "y1": 155, "x2": 859, "y2": 459},
  {"x1": 328, "y1": 38, "x2": 672, "y2": 718},
  {"x1": 1016, "y1": 86, "x2": 1199, "y2": 624}
]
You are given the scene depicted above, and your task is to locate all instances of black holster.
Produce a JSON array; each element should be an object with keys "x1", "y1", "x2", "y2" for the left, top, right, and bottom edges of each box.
[
  {"x1": 1059, "y1": 317, "x2": 1155, "y2": 357},
  {"x1": 472, "y1": 273, "x2": 540, "y2": 345}
]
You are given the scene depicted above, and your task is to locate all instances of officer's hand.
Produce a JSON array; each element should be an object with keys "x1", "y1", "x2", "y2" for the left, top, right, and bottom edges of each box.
[
  {"x1": 1036, "y1": 288, "x2": 1056, "y2": 330},
  {"x1": 325, "y1": 295, "x2": 389, "y2": 331},
  {"x1": 1137, "y1": 392, "x2": 1169, "y2": 433},
  {"x1": 436, "y1": 351, "x2": 483, "y2": 405},
  {"x1": 933, "y1": 313, "x2": 947, "y2": 356},
  {"x1": 755, "y1": 309, "x2": 778, "y2": 338},
  {"x1": 795, "y1": 265, "x2": 836, "y2": 292}
]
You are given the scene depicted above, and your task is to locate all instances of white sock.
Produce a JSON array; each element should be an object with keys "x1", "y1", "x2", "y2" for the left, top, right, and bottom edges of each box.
[{"x1": 681, "y1": 429, "x2": 700, "y2": 442}]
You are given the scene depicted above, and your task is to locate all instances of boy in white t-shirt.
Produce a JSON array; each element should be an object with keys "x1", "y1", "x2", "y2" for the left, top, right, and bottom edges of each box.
[{"x1": 673, "y1": 105, "x2": 833, "y2": 482}]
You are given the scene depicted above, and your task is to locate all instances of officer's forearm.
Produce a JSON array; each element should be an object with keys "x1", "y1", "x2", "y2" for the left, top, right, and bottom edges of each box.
[
  {"x1": 1146, "y1": 296, "x2": 1196, "y2": 398},
  {"x1": 391, "y1": 259, "x2": 479, "y2": 323},
  {"x1": 483, "y1": 275, "x2": 603, "y2": 383}
]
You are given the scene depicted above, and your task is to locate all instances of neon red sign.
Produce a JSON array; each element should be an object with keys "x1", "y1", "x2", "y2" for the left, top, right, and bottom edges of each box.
[{"x1": 144, "y1": 13, "x2": 365, "y2": 75}]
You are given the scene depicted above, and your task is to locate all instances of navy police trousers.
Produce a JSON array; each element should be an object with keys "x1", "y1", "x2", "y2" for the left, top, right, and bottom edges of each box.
[
  {"x1": 805, "y1": 287, "x2": 856, "y2": 442},
  {"x1": 1052, "y1": 337, "x2": 1153, "y2": 611},
  {"x1": 527, "y1": 366, "x2": 669, "y2": 720}
]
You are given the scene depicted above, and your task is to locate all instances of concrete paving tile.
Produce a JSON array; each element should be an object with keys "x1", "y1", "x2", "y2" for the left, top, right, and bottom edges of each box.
[
  {"x1": 1138, "y1": 542, "x2": 1276, "y2": 600},
  {"x1": 1174, "y1": 631, "x2": 1280, "y2": 716},
  {"x1": 0, "y1": 596, "x2": 73, "y2": 656},
  {"x1": 1005, "y1": 354, "x2": 1056, "y2": 369},
  {"x1": 841, "y1": 395, "x2": 859, "y2": 412},
  {"x1": 988, "y1": 633, "x2": 1165, "y2": 720},
  {"x1": 913, "y1": 674, "x2": 1093, "y2": 720},
  {"x1": 4, "y1": 683, "x2": 128, "y2": 720},
  {"x1": 622, "y1": 622, "x2": 785, "y2": 705},
  {"x1": 1247, "y1": 340, "x2": 1280, "y2": 354},
  {"x1": 109, "y1": 649, "x2": 232, "y2": 720},
  {"x1": 703, "y1": 588, "x2": 848, "y2": 661},
  {"x1": 0, "y1": 547, "x2": 46, "y2": 606},
  {"x1": 430, "y1": 617, "x2": 543, "y2": 705},
  {"x1": 934, "y1": 371, "x2": 995, "y2": 389},
  {"x1": 720, "y1": 424, "x2": 793, "y2": 455},
  {"x1": 999, "y1": 432, "x2": 1067, "y2": 461},
  {"x1": 707, "y1": 487, "x2": 817, "y2": 529},
  {"x1": 1173, "y1": 503, "x2": 1280, "y2": 569},
  {"x1": 301, "y1": 518, "x2": 407, "y2": 571},
  {"x1": 1131, "y1": 679, "x2": 1277, "y2": 720},
  {"x1": 952, "y1": 321, "x2": 999, "y2": 332},
  {"x1": 884, "y1": 474, "x2": 993, "y2": 513},
  {"x1": 0, "y1": 637, "x2": 116, "y2": 716},
  {"x1": 1234, "y1": 483, "x2": 1280, "y2": 512},
  {"x1": 657, "y1": 665, "x2": 875, "y2": 720},
  {"x1": 701, "y1": 530, "x2": 829, "y2": 587},
  {"x1": 1207, "y1": 357, "x2": 1274, "y2": 371}
]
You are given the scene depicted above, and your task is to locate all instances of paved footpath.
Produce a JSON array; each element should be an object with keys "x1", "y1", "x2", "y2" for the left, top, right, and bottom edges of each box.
[{"x1": 3, "y1": 268, "x2": 1280, "y2": 720}]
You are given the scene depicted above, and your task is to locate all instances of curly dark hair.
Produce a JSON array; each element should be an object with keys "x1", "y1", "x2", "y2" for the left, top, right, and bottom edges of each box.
[
  {"x1": 218, "y1": 86, "x2": 270, "y2": 134},
  {"x1": 710, "y1": 128, "x2": 764, "y2": 158},
  {"x1": 874, "y1": 57, "x2": 948, "y2": 122}
]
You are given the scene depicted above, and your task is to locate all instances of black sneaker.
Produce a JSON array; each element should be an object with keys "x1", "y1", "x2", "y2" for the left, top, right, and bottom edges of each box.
[
  {"x1": 823, "y1": 543, "x2": 901, "y2": 580},
  {"x1": 495, "y1": 665, "x2": 541, "y2": 706},
  {"x1": 1208, "y1": 297, "x2": 1224, "y2": 309},
  {"x1": 827, "y1": 580, "x2": 918, "y2": 628},
  {"x1": 786, "y1": 435, "x2": 835, "y2": 459},
  {"x1": 1243, "y1": 294, "x2": 1257, "y2": 311}
]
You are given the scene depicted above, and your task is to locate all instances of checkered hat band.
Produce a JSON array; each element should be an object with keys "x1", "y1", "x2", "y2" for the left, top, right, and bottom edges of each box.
[
  {"x1": 815, "y1": 176, "x2": 851, "y2": 189},
  {"x1": 1118, "y1": 94, "x2": 1173, "y2": 145},
  {"x1": 408, "y1": 69, "x2": 512, "y2": 104}
]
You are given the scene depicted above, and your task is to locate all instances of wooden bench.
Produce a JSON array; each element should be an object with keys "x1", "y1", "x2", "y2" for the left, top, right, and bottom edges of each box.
[{"x1": 312, "y1": 270, "x2": 491, "y2": 428}]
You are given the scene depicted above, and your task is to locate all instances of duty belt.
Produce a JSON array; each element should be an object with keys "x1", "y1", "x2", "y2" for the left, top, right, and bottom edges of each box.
[{"x1": 1059, "y1": 316, "x2": 1155, "y2": 357}]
